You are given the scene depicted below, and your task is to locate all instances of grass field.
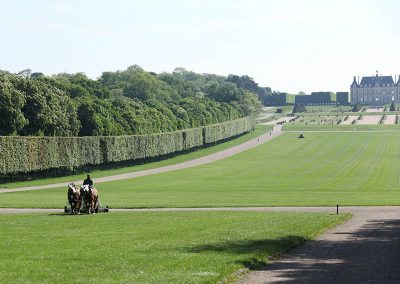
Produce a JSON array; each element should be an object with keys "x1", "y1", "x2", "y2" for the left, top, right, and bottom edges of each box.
[
  {"x1": 3, "y1": 131, "x2": 400, "y2": 208},
  {"x1": 0, "y1": 125, "x2": 272, "y2": 190},
  {"x1": 262, "y1": 106, "x2": 293, "y2": 114},
  {"x1": 304, "y1": 105, "x2": 352, "y2": 113},
  {"x1": 283, "y1": 124, "x2": 400, "y2": 131},
  {"x1": 0, "y1": 211, "x2": 348, "y2": 283}
]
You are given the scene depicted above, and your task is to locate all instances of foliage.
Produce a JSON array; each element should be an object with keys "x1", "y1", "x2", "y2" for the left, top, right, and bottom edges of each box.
[
  {"x1": 352, "y1": 103, "x2": 362, "y2": 112},
  {"x1": 0, "y1": 66, "x2": 262, "y2": 137},
  {"x1": 292, "y1": 104, "x2": 307, "y2": 113},
  {"x1": 390, "y1": 101, "x2": 396, "y2": 111},
  {"x1": 0, "y1": 73, "x2": 27, "y2": 135},
  {"x1": 2, "y1": 125, "x2": 271, "y2": 189},
  {"x1": 204, "y1": 117, "x2": 255, "y2": 143},
  {"x1": 0, "y1": 117, "x2": 254, "y2": 175}
]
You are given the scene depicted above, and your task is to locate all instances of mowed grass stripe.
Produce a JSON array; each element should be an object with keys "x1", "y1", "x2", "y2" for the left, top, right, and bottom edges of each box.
[
  {"x1": 280, "y1": 133, "x2": 359, "y2": 182},
  {"x1": 315, "y1": 132, "x2": 375, "y2": 191},
  {"x1": 2, "y1": 132, "x2": 400, "y2": 207}
]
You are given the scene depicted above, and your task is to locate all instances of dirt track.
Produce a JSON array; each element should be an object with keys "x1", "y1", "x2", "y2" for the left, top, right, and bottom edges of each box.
[{"x1": 0, "y1": 127, "x2": 282, "y2": 193}]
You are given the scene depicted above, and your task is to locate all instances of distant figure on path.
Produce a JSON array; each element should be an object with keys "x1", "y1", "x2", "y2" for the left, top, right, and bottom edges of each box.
[{"x1": 83, "y1": 174, "x2": 93, "y2": 188}]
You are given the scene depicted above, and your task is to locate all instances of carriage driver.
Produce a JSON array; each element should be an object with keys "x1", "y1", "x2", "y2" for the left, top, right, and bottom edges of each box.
[{"x1": 83, "y1": 174, "x2": 93, "y2": 188}]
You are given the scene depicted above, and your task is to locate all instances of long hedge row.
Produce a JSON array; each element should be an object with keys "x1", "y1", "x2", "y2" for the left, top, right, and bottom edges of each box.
[{"x1": 0, "y1": 117, "x2": 255, "y2": 175}]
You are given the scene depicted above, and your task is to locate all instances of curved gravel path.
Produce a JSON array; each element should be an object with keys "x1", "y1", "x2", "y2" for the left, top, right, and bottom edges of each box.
[{"x1": 0, "y1": 126, "x2": 282, "y2": 193}]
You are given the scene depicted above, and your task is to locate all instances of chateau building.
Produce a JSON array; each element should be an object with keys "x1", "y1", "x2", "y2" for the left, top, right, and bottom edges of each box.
[{"x1": 350, "y1": 71, "x2": 400, "y2": 104}]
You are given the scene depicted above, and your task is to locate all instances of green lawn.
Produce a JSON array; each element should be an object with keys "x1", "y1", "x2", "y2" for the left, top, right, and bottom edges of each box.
[
  {"x1": 3, "y1": 131, "x2": 400, "y2": 208},
  {"x1": 283, "y1": 124, "x2": 400, "y2": 131},
  {"x1": 262, "y1": 106, "x2": 293, "y2": 114},
  {"x1": 0, "y1": 211, "x2": 348, "y2": 283},
  {"x1": 303, "y1": 105, "x2": 352, "y2": 113},
  {"x1": 0, "y1": 125, "x2": 272, "y2": 189}
]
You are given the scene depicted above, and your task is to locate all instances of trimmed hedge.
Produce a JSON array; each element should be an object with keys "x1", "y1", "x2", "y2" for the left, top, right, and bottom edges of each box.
[
  {"x1": 0, "y1": 117, "x2": 255, "y2": 175},
  {"x1": 204, "y1": 117, "x2": 255, "y2": 144}
]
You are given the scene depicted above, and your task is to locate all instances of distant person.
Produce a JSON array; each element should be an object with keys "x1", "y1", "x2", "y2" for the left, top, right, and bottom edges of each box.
[{"x1": 83, "y1": 174, "x2": 93, "y2": 188}]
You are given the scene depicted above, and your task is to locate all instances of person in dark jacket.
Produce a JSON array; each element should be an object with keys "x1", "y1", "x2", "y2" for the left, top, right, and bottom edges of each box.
[{"x1": 83, "y1": 174, "x2": 93, "y2": 188}]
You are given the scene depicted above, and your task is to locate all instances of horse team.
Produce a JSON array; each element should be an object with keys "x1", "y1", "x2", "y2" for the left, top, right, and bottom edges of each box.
[{"x1": 67, "y1": 183, "x2": 99, "y2": 214}]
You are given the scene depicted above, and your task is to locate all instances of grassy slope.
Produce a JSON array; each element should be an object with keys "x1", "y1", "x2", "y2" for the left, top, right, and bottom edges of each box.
[
  {"x1": 3, "y1": 131, "x2": 400, "y2": 207},
  {"x1": 0, "y1": 211, "x2": 348, "y2": 283},
  {"x1": 0, "y1": 125, "x2": 272, "y2": 189}
]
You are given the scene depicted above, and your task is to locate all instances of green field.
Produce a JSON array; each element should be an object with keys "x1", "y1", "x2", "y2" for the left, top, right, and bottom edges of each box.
[
  {"x1": 3, "y1": 131, "x2": 400, "y2": 208},
  {"x1": 0, "y1": 211, "x2": 348, "y2": 283},
  {"x1": 283, "y1": 124, "x2": 400, "y2": 131}
]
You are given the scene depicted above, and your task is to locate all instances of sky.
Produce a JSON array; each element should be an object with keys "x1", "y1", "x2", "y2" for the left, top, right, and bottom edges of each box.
[{"x1": 1, "y1": 0, "x2": 400, "y2": 93}]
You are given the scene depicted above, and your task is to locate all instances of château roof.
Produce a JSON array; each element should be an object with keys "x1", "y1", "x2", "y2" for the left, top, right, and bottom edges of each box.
[
  {"x1": 359, "y1": 76, "x2": 394, "y2": 87},
  {"x1": 351, "y1": 76, "x2": 358, "y2": 87}
]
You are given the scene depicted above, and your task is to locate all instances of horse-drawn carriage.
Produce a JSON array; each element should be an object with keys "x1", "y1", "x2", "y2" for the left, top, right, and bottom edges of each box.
[
  {"x1": 64, "y1": 201, "x2": 109, "y2": 214},
  {"x1": 65, "y1": 183, "x2": 109, "y2": 214}
]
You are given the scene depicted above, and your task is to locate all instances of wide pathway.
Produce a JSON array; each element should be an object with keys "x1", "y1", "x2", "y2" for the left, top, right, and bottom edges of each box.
[
  {"x1": 0, "y1": 127, "x2": 282, "y2": 193},
  {"x1": 237, "y1": 206, "x2": 400, "y2": 284}
]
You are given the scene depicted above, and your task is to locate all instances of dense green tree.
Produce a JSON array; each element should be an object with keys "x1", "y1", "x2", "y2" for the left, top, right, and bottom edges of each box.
[
  {"x1": 0, "y1": 65, "x2": 262, "y2": 137},
  {"x1": 227, "y1": 74, "x2": 266, "y2": 97},
  {"x1": 0, "y1": 73, "x2": 27, "y2": 135},
  {"x1": 52, "y1": 73, "x2": 110, "y2": 99},
  {"x1": 22, "y1": 81, "x2": 80, "y2": 136}
]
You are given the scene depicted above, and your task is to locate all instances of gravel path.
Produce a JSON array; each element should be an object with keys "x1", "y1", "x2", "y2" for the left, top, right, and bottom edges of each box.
[
  {"x1": 238, "y1": 206, "x2": 400, "y2": 284},
  {"x1": 340, "y1": 116, "x2": 359, "y2": 125},
  {"x1": 0, "y1": 127, "x2": 282, "y2": 193},
  {"x1": 357, "y1": 115, "x2": 382, "y2": 125},
  {"x1": 384, "y1": 115, "x2": 396, "y2": 125},
  {"x1": 260, "y1": 117, "x2": 293, "y2": 125}
]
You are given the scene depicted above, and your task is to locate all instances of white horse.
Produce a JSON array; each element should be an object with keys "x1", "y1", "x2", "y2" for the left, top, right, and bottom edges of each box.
[{"x1": 67, "y1": 183, "x2": 81, "y2": 214}]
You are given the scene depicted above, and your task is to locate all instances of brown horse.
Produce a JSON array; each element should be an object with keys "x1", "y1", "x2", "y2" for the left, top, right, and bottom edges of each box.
[
  {"x1": 67, "y1": 183, "x2": 81, "y2": 215},
  {"x1": 80, "y1": 185, "x2": 99, "y2": 214}
]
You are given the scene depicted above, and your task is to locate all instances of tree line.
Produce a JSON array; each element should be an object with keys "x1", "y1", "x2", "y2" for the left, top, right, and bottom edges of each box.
[{"x1": 0, "y1": 66, "x2": 262, "y2": 137}]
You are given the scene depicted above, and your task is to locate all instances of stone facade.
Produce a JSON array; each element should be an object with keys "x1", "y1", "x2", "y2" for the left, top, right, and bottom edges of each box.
[{"x1": 350, "y1": 72, "x2": 400, "y2": 105}]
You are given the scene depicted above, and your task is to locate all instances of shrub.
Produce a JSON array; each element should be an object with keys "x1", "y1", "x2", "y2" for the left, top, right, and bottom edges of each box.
[
  {"x1": 0, "y1": 117, "x2": 254, "y2": 175},
  {"x1": 352, "y1": 103, "x2": 362, "y2": 112},
  {"x1": 390, "y1": 102, "x2": 396, "y2": 112}
]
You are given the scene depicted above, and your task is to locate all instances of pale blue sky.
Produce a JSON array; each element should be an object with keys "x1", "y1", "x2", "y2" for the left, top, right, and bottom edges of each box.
[{"x1": 1, "y1": 0, "x2": 399, "y2": 93}]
